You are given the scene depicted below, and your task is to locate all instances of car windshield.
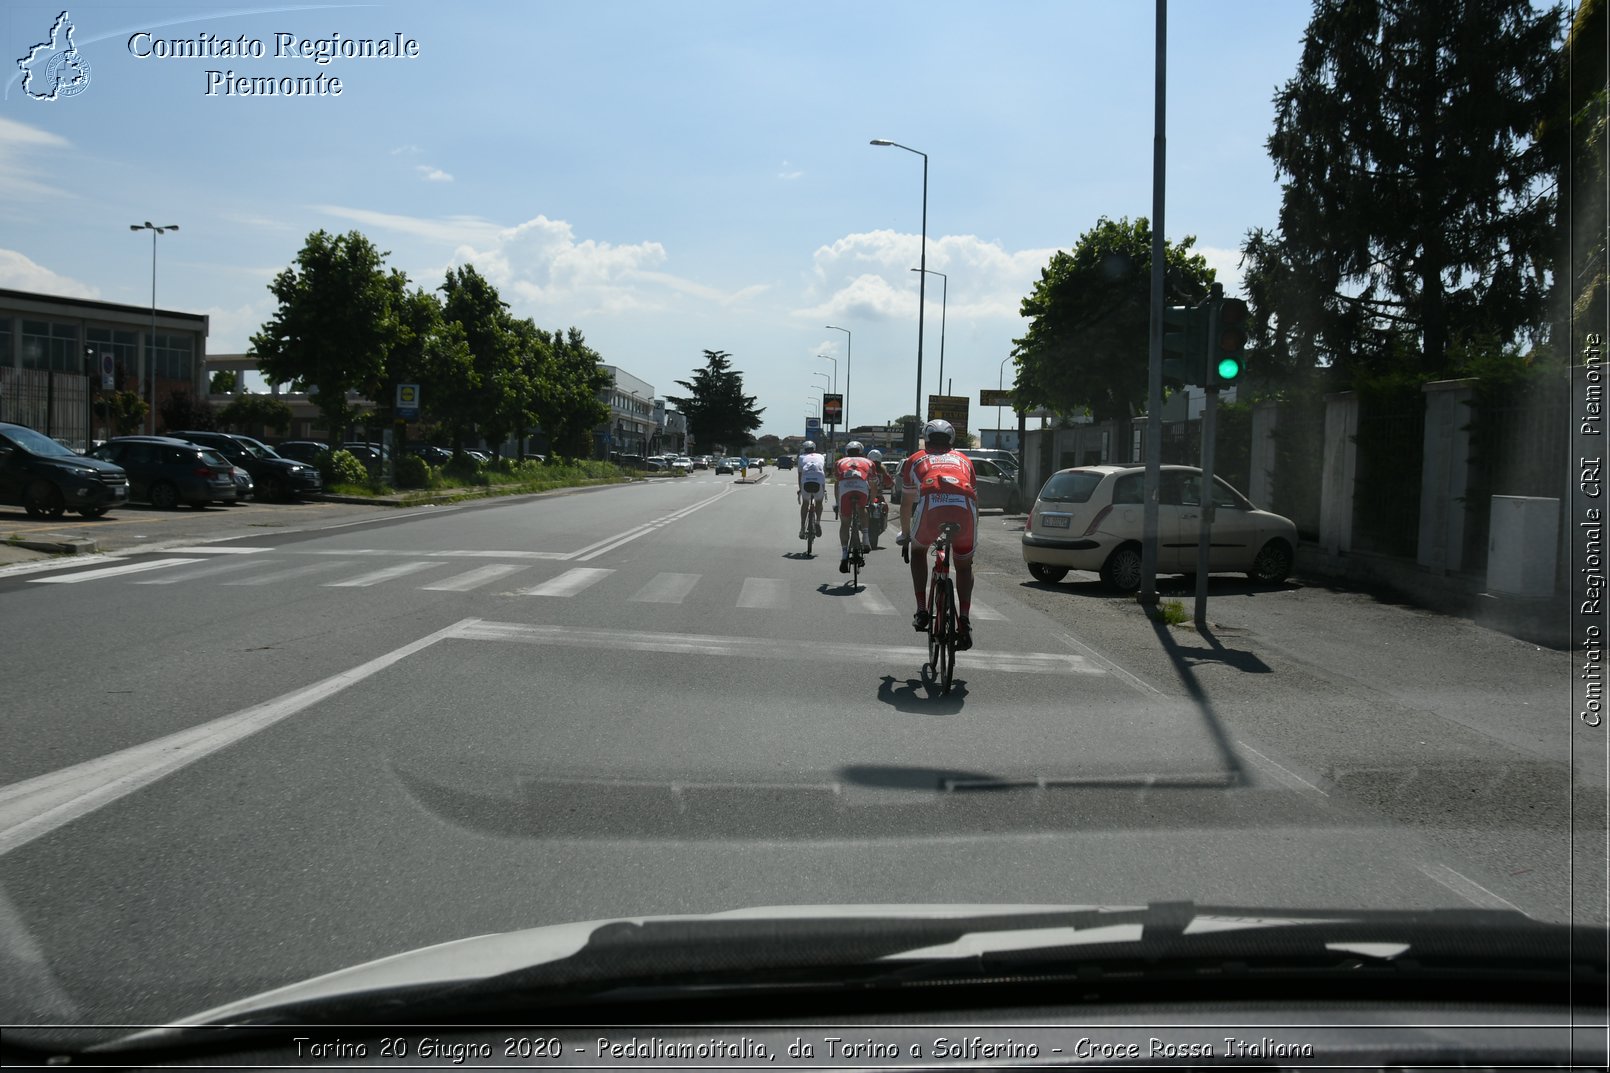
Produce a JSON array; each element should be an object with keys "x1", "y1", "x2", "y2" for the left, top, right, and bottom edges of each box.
[
  {"x1": 3, "y1": 425, "x2": 79, "y2": 458},
  {"x1": 1, "y1": 0, "x2": 1599, "y2": 1056}
]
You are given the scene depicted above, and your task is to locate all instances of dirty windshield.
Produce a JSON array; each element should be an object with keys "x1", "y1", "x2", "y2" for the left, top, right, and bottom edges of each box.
[{"x1": 0, "y1": 0, "x2": 1603, "y2": 1059}]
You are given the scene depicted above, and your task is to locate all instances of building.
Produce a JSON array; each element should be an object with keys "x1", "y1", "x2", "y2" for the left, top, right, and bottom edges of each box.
[
  {"x1": 595, "y1": 365, "x2": 655, "y2": 458},
  {"x1": 0, "y1": 288, "x2": 209, "y2": 443}
]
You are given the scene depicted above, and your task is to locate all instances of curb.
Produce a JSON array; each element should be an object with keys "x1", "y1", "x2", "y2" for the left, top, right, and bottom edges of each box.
[{"x1": 6, "y1": 536, "x2": 98, "y2": 555}]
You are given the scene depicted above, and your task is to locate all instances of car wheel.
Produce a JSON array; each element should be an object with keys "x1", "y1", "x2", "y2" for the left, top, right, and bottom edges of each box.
[
  {"x1": 1099, "y1": 543, "x2": 1144, "y2": 593},
  {"x1": 24, "y1": 481, "x2": 66, "y2": 519},
  {"x1": 1028, "y1": 562, "x2": 1068, "y2": 584},
  {"x1": 78, "y1": 506, "x2": 109, "y2": 518},
  {"x1": 262, "y1": 477, "x2": 291, "y2": 502},
  {"x1": 1249, "y1": 538, "x2": 1294, "y2": 584},
  {"x1": 149, "y1": 481, "x2": 180, "y2": 510}
]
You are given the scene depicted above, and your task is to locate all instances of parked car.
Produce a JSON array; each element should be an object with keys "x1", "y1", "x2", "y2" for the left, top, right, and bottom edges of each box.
[
  {"x1": 273, "y1": 440, "x2": 330, "y2": 465},
  {"x1": 0, "y1": 421, "x2": 129, "y2": 518},
  {"x1": 88, "y1": 436, "x2": 236, "y2": 509},
  {"x1": 715, "y1": 457, "x2": 736, "y2": 475},
  {"x1": 340, "y1": 442, "x2": 391, "y2": 470},
  {"x1": 961, "y1": 448, "x2": 1021, "y2": 475},
  {"x1": 671, "y1": 456, "x2": 694, "y2": 472},
  {"x1": 881, "y1": 459, "x2": 902, "y2": 504},
  {"x1": 170, "y1": 430, "x2": 324, "y2": 501},
  {"x1": 226, "y1": 463, "x2": 254, "y2": 502},
  {"x1": 1021, "y1": 464, "x2": 1297, "y2": 592},
  {"x1": 970, "y1": 457, "x2": 1025, "y2": 514},
  {"x1": 404, "y1": 445, "x2": 453, "y2": 466}
]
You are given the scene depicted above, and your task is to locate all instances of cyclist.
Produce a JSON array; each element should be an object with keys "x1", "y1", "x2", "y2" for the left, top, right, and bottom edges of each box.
[
  {"x1": 866, "y1": 448, "x2": 892, "y2": 543},
  {"x1": 796, "y1": 440, "x2": 827, "y2": 539},
  {"x1": 833, "y1": 441, "x2": 877, "y2": 574},
  {"x1": 897, "y1": 419, "x2": 978, "y2": 650}
]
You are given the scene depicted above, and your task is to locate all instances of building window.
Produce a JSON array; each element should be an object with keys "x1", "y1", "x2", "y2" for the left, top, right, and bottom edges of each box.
[
  {"x1": 150, "y1": 333, "x2": 195, "y2": 381},
  {"x1": 0, "y1": 319, "x2": 10, "y2": 369},
  {"x1": 85, "y1": 327, "x2": 140, "y2": 386}
]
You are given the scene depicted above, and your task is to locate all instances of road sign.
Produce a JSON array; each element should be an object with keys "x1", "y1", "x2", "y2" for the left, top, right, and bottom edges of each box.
[
  {"x1": 927, "y1": 394, "x2": 969, "y2": 434},
  {"x1": 805, "y1": 416, "x2": 823, "y2": 440},
  {"x1": 979, "y1": 388, "x2": 1013, "y2": 407},
  {"x1": 396, "y1": 383, "x2": 420, "y2": 420},
  {"x1": 100, "y1": 354, "x2": 115, "y2": 390},
  {"x1": 822, "y1": 393, "x2": 843, "y2": 425}
]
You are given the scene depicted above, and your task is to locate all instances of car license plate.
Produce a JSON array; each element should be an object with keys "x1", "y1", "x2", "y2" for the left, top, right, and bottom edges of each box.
[{"x1": 1041, "y1": 514, "x2": 1071, "y2": 528}]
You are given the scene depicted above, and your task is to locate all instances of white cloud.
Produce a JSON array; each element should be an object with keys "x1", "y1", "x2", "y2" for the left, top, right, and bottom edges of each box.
[
  {"x1": 416, "y1": 165, "x2": 453, "y2": 183},
  {"x1": 0, "y1": 115, "x2": 72, "y2": 200},
  {"x1": 315, "y1": 205, "x2": 504, "y2": 245},
  {"x1": 794, "y1": 230, "x2": 1060, "y2": 322},
  {"x1": 1196, "y1": 245, "x2": 1246, "y2": 296},
  {"x1": 201, "y1": 299, "x2": 275, "y2": 355},
  {"x1": 778, "y1": 159, "x2": 802, "y2": 180},
  {"x1": 0, "y1": 249, "x2": 97, "y2": 297},
  {"x1": 390, "y1": 144, "x2": 422, "y2": 156}
]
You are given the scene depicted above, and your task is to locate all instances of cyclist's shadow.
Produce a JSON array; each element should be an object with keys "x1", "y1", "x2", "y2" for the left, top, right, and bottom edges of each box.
[
  {"x1": 877, "y1": 674, "x2": 968, "y2": 714},
  {"x1": 815, "y1": 580, "x2": 866, "y2": 596}
]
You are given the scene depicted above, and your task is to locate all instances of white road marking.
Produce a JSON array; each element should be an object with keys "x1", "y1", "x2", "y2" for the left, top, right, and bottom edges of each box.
[
  {"x1": 161, "y1": 546, "x2": 272, "y2": 555},
  {"x1": 29, "y1": 558, "x2": 203, "y2": 584},
  {"x1": 843, "y1": 583, "x2": 897, "y2": 615},
  {"x1": 420, "y1": 564, "x2": 530, "y2": 591},
  {"x1": 1052, "y1": 630, "x2": 1165, "y2": 697},
  {"x1": 576, "y1": 488, "x2": 733, "y2": 561},
  {"x1": 134, "y1": 559, "x2": 285, "y2": 585},
  {"x1": 455, "y1": 621, "x2": 1104, "y2": 674},
  {"x1": 324, "y1": 561, "x2": 441, "y2": 587},
  {"x1": 1417, "y1": 863, "x2": 1523, "y2": 912},
  {"x1": 1237, "y1": 741, "x2": 1330, "y2": 798},
  {"x1": 629, "y1": 573, "x2": 701, "y2": 604},
  {"x1": 297, "y1": 548, "x2": 569, "y2": 560},
  {"x1": 968, "y1": 599, "x2": 1007, "y2": 621},
  {"x1": 222, "y1": 561, "x2": 353, "y2": 586},
  {"x1": 0, "y1": 554, "x2": 121, "y2": 579},
  {"x1": 518, "y1": 567, "x2": 614, "y2": 597},
  {"x1": 737, "y1": 577, "x2": 789, "y2": 609},
  {"x1": 0, "y1": 619, "x2": 478, "y2": 858}
]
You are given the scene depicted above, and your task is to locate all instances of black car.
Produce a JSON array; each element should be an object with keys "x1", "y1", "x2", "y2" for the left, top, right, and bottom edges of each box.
[
  {"x1": 88, "y1": 436, "x2": 237, "y2": 509},
  {"x1": 775, "y1": 455, "x2": 794, "y2": 469},
  {"x1": 170, "y1": 430, "x2": 323, "y2": 501},
  {"x1": 272, "y1": 440, "x2": 330, "y2": 465},
  {"x1": 0, "y1": 421, "x2": 129, "y2": 518},
  {"x1": 407, "y1": 444, "x2": 453, "y2": 466}
]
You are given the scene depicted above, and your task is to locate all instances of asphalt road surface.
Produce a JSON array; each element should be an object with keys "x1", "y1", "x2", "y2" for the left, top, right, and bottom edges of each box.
[{"x1": 0, "y1": 474, "x2": 1594, "y2": 1025}]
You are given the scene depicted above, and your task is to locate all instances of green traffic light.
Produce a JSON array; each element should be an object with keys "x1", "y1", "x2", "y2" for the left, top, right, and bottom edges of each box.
[{"x1": 1216, "y1": 356, "x2": 1241, "y2": 381}]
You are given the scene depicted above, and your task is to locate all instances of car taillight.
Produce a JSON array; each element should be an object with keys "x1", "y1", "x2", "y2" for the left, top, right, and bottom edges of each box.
[
  {"x1": 1083, "y1": 505, "x2": 1112, "y2": 536},
  {"x1": 1025, "y1": 511, "x2": 1033, "y2": 532},
  {"x1": 194, "y1": 466, "x2": 213, "y2": 477}
]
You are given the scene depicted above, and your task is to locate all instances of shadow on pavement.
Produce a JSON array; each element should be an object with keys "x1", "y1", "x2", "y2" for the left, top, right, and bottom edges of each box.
[{"x1": 875, "y1": 674, "x2": 968, "y2": 714}]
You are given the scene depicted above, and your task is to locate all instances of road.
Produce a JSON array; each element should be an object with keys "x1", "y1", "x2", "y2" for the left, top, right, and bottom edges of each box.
[{"x1": 0, "y1": 472, "x2": 1594, "y2": 1025}]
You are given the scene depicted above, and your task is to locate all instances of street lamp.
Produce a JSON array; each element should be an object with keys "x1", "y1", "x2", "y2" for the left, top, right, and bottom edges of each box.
[
  {"x1": 909, "y1": 270, "x2": 946, "y2": 398},
  {"x1": 130, "y1": 221, "x2": 179, "y2": 435},
  {"x1": 997, "y1": 355, "x2": 1013, "y2": 448},
  {"x1": 825, "y1": 324, "x2": 851, "y2": 443},
  {"x1": 871, "y1": 138, "x2": 927, "y2": 450}
]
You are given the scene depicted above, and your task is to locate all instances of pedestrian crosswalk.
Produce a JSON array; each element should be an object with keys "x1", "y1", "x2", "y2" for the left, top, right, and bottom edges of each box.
[{"x1": 22, "y1": 550, "x2": 1021, "y2": 622}]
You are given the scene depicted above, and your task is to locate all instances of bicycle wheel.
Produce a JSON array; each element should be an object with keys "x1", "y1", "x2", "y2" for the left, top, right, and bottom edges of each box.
[
  {"x1": 936, "y1": 577, "x2": 957, "y2": 694},
  {"x1": 806, "y1": 524, "x2": 814, "y2": 556},
  {"x1": 926, "y1": 574, "x2": 942, "y2": 674}
]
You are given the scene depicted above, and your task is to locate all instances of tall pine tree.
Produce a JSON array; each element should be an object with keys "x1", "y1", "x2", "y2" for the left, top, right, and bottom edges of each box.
[{"x1": 666, "y1": 350, "x2": 764, "y2": 452}]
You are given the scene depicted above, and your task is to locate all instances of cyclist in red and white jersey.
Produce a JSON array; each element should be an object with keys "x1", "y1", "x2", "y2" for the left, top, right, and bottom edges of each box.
[
  {"x1": 897, "y1": 419, "x2": 978, "y2": 650},
  {"x1": 832, "y1": 441, "x2": 877, "y2": 574}
]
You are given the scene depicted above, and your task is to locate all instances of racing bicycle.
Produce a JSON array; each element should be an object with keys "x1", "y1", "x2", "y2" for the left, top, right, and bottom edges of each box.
[
  {"x1": 904, "y1": 522, "x2": 961, "y2": 694},
  {"x1": 845, "y1": 499, "x2": 869, "y2": 589}
]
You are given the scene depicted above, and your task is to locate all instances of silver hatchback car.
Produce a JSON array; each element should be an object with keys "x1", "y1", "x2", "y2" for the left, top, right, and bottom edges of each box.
[{"x1": 1021, "y1": 464, "x2": 1297, "y2": 591}]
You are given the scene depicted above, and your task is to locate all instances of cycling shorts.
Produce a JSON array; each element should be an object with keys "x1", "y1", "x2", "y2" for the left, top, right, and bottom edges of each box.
[
  {"x1": 836, "y1": 479, "x2": 870, "y2": 514},
  {"x1": 799, "y1": 480, "x2": 824, "y2": 502},
  {"x1": 911, "y1": 494, "x2": 977, "y2": 563}
]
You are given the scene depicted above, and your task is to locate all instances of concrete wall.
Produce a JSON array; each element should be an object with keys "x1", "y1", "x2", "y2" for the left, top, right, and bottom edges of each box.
[
  {"x1": 1416, "y1": 379, "x2": 1476, "y2": 573},
  {"x1": 1319, "y1": 392, "x2": 1358, "y2": 556}
]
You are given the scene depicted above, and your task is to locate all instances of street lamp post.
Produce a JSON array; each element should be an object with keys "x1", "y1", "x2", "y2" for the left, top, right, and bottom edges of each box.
[
  {"x1": 817, "y1": 353, "x2": 837, "y2": 445},
  {"x1": 997, "y1": 355, "x2": 1013, "y2": 449},
  {"x1": 130, "y1": 221, "x2": 179, "y2": 435},
  {"x1": 909, "y1": 269, "x2": 946, "y2": 399},
  {"x1": 825, "y1": 325, "x2": 851, "y2": 444},
  {"x1": 871, "y1": 139, "x2": 927, "y2": 450}
]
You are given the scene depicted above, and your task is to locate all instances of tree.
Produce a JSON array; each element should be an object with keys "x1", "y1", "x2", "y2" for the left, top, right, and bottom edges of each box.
[
  {"x1": 217, "y1": 393, "x2": 293, "y2": 436},
  {"x1": 158, "y1": 390, "x2": 214, "y2": 433},
  {"x1": 440, "y1": 264, "x2": 524, "y2": 452},
  {"x1": 535, "y1": 327, "x2": 611, "y2": 459},
  {"x1": 665, "y1": 350, "x2": 765, "y2": 451},
  {"x1": 208, "y1": 369, "x2": 236, "y2": 394},
  {"x1": 1245, "y1": 0, "x2": 1562, "y2": 381},
  {"x1": 1540, "y1": 0, "x2": 1607, "y2": 351},
  {"x1": 95, "y1": 392, "x2": 148, "y2": 437},
  {"x1": 387, "y1": 279, "x2": 475, "y2": 448},
  {"x1": 1012, "y1": 216, "x2": 1215, "y2": 422},
  {"x1": 252, "y1": 230, "x2": 398, "y2": 439}
]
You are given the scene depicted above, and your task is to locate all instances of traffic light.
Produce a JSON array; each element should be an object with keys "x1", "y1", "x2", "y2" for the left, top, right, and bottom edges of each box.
[
  {"x1": 1162, "y1": 304, "x2": 1207, "y2": 386},
  {"x1": 1208, "y1": 297, "x2": 1248, "y2": 389}
]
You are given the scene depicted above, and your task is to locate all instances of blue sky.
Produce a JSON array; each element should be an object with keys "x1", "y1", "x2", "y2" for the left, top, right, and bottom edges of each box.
[{"x1": 3, "y1": 0, "x2": 1316, "y2": 438}]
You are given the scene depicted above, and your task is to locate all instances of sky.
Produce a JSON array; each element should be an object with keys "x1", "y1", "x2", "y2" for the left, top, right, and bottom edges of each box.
[{"x1": 2, "y1": 0, "x2": 1318, "y2": 440}]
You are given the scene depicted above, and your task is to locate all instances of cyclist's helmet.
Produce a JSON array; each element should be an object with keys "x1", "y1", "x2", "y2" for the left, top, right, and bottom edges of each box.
[
  {"x1": 845, "y1": 441, "x2": 865, "y2": 456},
  {"x1": 801, "y1": 440, "x2": 816, "y2": 452},
  {"x1": 923, "y1": 419, "x2": 955, "y2": 448},
  {"x1": 867, "y1": 449, "x2": 883, "y2": 463}
]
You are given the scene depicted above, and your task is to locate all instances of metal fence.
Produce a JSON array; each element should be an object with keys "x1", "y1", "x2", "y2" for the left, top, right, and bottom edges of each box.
[{"x1": 0, "y1": 367, "x2": 91, "y2": 447}]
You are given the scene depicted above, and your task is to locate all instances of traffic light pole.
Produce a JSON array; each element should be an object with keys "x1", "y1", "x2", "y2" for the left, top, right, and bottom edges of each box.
[{"x1": 1193, "y1": 285, "x2": 1224, "y2": 628}]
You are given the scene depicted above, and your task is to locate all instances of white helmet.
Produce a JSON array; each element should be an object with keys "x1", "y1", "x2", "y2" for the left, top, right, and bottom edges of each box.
[
  {"x1": 845, "y1": 441, "x2": 864, "y2": 456},
  {"x1": 801, "y1": 440, "x2": 816, "y2": 452},
  {"x1": 922, "y1": 419, "x2": 955, "y2": 447},
  {"x1": 867, "y1": 448, "x2": 883, "y2": 462}
]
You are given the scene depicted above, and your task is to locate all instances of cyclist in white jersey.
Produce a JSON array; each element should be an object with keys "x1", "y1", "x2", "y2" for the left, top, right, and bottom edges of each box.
[{"x1": 796, "y1": 441, "x2": 827, "y2": 539}]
